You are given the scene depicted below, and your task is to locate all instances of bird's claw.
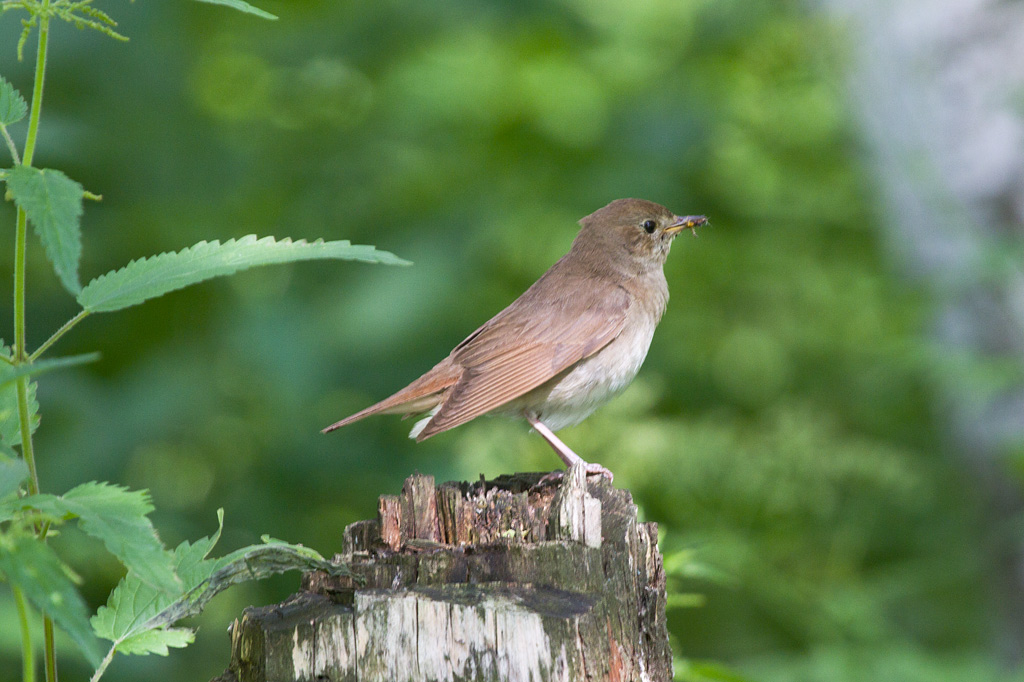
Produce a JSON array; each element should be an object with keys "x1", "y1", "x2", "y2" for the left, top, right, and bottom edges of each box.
[
  {"x1": 534, "y1": 463, "x2": 613, "y2": 489},
  {"x1": 583, "y1": 462, "x2": 614, "y2": 482}
]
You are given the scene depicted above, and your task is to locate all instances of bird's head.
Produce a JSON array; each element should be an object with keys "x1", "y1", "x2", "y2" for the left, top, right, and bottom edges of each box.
[{"x1": 574, "y1": 198, "x2": 707, "y2": 269}]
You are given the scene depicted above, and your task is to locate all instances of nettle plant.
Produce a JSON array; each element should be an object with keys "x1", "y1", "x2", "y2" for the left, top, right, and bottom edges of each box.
[{"x1": 0, "y1": 2, "x2": 400, "y2": 681}]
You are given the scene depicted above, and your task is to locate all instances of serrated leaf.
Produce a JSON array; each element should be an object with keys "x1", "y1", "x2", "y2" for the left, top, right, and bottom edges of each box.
[
  {"x1": 173, "y1": 508, "x2": 224, "y2": 587},
  {"x1": 0, "y1": 353, "x2": 100, "y2": 390},
  {"x1": 0, "y1": 76, "x2": 27, "y2": 126},
  {"x1": 113, "y1": 627, "x2": 195, "y2": 656},
  {"x1": 135, "y1": 541, "x2": 342, "y2": 638},
  {"x1": 0, "y1": 453, "x2": 28, "y2": 523},
  {"x1": 0, "y1": 534, "x2": 105, "y2": 666},
  {"x1": 93, "y1": 509, "x2": 224, "y2": 648},
  {"x1": 0, "y1": 378, "x2": 39, "y2": 447},
  {"x1": 91, "y1": 509, "x2": 230, "y2": 652},
  {"x1": 193, "y1": 0, "x2": 278, "y2": 20},
  {"x1": 93, "y1": 510, "x2": 347, "y2": 662},
  {"x1": 77, "y1": 235, "x2": 410, "y2": 313},
  {"x1": 0, "y1": 343, "x2": 39, "y2": 447},
  {"x1": 0, "y1": 457, "x2": 28, "y2": 501},
  {"x1": 6, "y1": 165, "x2": 84, "y2": 294},
  {"x1": 19, "y1": 482, "x2": 179, "y2": 593}
]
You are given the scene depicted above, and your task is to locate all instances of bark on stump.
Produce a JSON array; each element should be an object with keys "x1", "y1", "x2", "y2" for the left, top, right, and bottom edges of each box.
[{"x1": 216, "y1": 463, "x2": 672, "y2": 681}]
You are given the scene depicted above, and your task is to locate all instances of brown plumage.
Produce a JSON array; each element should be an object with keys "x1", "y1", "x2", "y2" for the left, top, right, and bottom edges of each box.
[{"x1": 324, "y1": 198, "x2": 707, "y2": 478}]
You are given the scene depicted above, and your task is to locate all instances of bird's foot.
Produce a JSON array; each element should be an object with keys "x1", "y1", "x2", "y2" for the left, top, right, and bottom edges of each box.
[
  {"x1": 525, "y1": 414, "x2": 609, "y2": 473},
  {"x1": 583, "y1": 461, "x2": 614, "y2": 481},
  {"x1": 534, "y1": 462, "x2": 613, "y2": 488}
]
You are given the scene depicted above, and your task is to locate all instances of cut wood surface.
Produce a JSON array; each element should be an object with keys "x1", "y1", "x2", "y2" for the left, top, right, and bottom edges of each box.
[{"x1": 213, "y1": 463, "x2": 672, "y2": 681}]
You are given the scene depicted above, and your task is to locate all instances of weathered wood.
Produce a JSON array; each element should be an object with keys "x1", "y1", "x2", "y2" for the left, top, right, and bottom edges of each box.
[{"x1": 215, "y1": 463, "x2": 672, "y2": 681}]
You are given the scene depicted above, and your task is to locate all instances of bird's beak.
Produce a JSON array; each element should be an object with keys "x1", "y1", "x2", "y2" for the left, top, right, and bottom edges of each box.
[{"x1": 665, "y1": 215, "x2": 708, "y2": 236}]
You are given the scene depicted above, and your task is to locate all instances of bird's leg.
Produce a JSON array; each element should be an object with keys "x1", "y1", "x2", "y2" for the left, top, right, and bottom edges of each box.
[{"x1": 524, "y1": 412, "x2": 613, "y2": 482}]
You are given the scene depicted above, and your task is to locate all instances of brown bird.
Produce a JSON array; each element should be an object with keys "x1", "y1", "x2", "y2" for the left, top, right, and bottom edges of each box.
[{"x1": 324, "y1": 198, "x2": 707, "y2": 479}]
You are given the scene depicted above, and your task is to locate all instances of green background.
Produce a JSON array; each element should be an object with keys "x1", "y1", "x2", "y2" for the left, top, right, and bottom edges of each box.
[{"x1": 0, "y1": 0, "x2": 1017, "y2": 680}]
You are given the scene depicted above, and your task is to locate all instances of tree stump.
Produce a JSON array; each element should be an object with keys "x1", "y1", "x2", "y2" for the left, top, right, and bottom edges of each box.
[{"x1": 215, "y1": 463, "x2": 672, "y2": 681}]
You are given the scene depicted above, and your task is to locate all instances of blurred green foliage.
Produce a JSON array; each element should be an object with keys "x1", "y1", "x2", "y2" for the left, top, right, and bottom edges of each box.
[{"x1": 0, "y1": 0, "x2": 1017, "y2": 680}]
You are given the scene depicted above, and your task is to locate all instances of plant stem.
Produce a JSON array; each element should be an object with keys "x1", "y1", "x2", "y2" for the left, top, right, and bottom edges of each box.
[
  {"x1": 22, "y1": 13, "x2": 49, "y2": 169},
  {"x1": 43, "y1": 619, "x2": 56, "y2": 682},
  {"x1": 1, "y1": 123, "x2": 21, "y2": 164},
  {"x1": 89, "y1": 646, "x2": 117, "y2": 682},
  {"x1": 13, "y1": 12, "x2": 47, "y2": 493},
  {"x1": 30, "y1": 310, "x2": 90, "y2": 361},
  {"x1": 14, "y1": 6, "x2": 51, "y2": 497},
  {"x1": 14, "y1": 6, "x2": 49, "y2": 363},
  {"x1": 15, "y1": 206, "x2": 29, "y2": 362},
  {"x1": 15, "y1": 13, "x2": 57, "y2": 682},
  {"x1": 16, "y1": 377, "x2": 39, "y2": 495},
  {"x1": 13, "y1": 585, "x2": 35, "y2": 682}
]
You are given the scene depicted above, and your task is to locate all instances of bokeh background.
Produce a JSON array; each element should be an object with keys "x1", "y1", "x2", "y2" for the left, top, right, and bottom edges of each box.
[{"x1": 2, "y1": 0, "x2": 1024, "y2": 680}]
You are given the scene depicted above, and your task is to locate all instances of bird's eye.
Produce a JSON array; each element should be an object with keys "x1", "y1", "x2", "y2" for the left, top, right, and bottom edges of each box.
[{"x1": 642, "y1": 219, "x2": 657, "y2": 234}]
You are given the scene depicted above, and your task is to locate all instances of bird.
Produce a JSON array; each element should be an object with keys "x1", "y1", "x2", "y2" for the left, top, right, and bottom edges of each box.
[{"x1": 323, "y1": 198, "x2": 707, "y2": 480}]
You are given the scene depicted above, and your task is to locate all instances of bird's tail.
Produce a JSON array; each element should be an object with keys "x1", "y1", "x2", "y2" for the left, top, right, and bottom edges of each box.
[{"x1": 321, "y1": 359, "x2": 459, "y2": 434}]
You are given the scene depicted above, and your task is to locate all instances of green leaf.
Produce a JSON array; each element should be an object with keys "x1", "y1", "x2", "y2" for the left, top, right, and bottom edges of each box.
[
  {"x1": 136, "y1": 541, "x2": 342, "y2": 642},
  {"x1": 0, "y1": 457, "x2": 28, "y2": 504},
  {"x1": 0, "y1": 533, "x2": 105, "y2": 666},
  {"x1": 172, "y1": 508, "x2": 224, "y2": 587},
  {"x1": 77, "y1": 235, "x2": 410, "y2": 314},
  {"x1": 0, "y1": 353, "x2": 100, "y2": 390},
  {"x1": 0, "y1": 76, "x2": 27, "y2": 126},
  {"x1": 93, "y1": 510, "x2": 348, "y2": 660},
  {"x1": 111, "y1": 627, "x2": 195, "y2": 656},
  {"x1": 0, "y1": 377, "x2": 39, "y2": 447},
  {"x1": 91, "y1": 523, "x2": 218, "y2": 655},
  {"x1": 19, "y1": 482, "x2": 179, "y2": 594},
  {"x1": 193, "y1": 0, "x2": 278, "y2": 20},
  {"x1": 0, "y1": 345, "x2": 40, "y2": 448},
  {"x1": 6, "y1": 165, "x2": 84, "y2": 295},
  {"x1": 0, "y1": 456, "x2": 27, "y2": 516}
]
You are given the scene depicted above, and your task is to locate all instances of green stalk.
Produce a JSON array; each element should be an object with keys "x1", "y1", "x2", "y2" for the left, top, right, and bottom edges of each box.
[
  {"x1": 13, "y1": 585, "x2": 35, "y2": 682},
  {"x1": 16, "y1": 378, "x2": 38, "y2": 495},
  {"x1": 15, "y1": 207, "x2": 28, "y2": 359},
  {"x1": 30, "y1": 310, "x2": 90, "y2": 361},
  {"x1": 14, "y1": 205, "x2": 28, "y2": 364},
  {"x1": 14, "y1": 12, "x2": 59, "y2": 682},
  {"x1": 14, "y1": 8, "x2": 49, "y2": 499},
  {"x1": 89, "y1": 646, "x2": 117, "y2": 682},
  {"x1": 1, "y1": 122, "x2": 21, "y2": 164},
  {"x1": 21, "y1": 13, "x2": 49, "y2": 169},
  {"x1": 43, "y1": 620, "x2": 56, "y2": 682}
]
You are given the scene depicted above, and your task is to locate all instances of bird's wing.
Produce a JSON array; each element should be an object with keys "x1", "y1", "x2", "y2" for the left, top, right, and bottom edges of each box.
[{"x1": 415, "y1": 277, "x2": 631, "y2": 439}]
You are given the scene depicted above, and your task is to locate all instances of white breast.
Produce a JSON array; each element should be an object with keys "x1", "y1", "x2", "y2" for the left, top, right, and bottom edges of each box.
[
  {"x1": 507, "y1": 272, "x2": 667, "y2": 431},
  {"x1": 534, "y1": 315, "x2": 658, "y2": 430}
]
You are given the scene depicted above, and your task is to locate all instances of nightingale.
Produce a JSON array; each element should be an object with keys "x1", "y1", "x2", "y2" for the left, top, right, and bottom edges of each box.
[{"x1": 324, "y1": 198, "x2": 707, "y2": 479}]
